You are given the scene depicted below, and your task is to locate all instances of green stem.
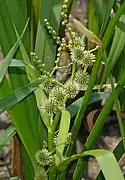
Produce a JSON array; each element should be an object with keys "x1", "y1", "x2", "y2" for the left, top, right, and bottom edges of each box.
[
  {"x1": 53, "y1": 80, "x2": 65, "y2": 88},
  {"x1": 50, "y1": 66, "x2": 58, "y2": 76},
  {"x1": 52, "y1": 110, "x2": 61, "y2": 134},
  {"x1": 89, "y1": 45, "x2": 99, "y2": 53},
  {"x1": 102, "y1": 49, "x2": 125, "y2": 150},
  {"x1": 109, "y1": 75, "x2": 125, "y2": 150},
  {"x1": 48, "y1": 129, "x2": 54, "y2": 151}
]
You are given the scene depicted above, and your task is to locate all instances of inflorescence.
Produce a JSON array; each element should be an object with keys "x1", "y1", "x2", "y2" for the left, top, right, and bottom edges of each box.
[
  {"x1": 31, "y1": 17, "x2": 96, "y2": 116},
  {"x1": 34, "y1": 1, "x2": 98, "y2": 178}
]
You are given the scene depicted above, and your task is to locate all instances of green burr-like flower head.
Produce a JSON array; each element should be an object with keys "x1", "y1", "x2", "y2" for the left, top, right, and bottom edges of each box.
[
  {"x1": 34, "y1": 168, "x2": 48, "y2": 180},
  {"x1": 74, "y1": 71, "x2": 90, "y2": 89},
  {"x1": 41, "y1": 98, "x2": 57, "y2": 115},
  {"x1": 35, "y1": 149, "x2": 54, "y2": 167},
  {"x1": 64, "y1": 80, "x2": 79, "y2": 99}
]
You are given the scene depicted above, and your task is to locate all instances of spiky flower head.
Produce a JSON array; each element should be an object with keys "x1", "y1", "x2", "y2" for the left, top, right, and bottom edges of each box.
[
  {"x1": 35, "y1": 149, "x2": 54, "y2": 167},
  {"x1": 41, "y1": 99, "x2": 57, "y2": 115},
  {"x1": 69, "y1": 36, "x2": 85, "y2": 49},
  {"x1": 64, "y1": 80, "x2": 79, "y2": 99},
  {"x1": 70, "y1": 47, "x2": 95, "y2": 67},
  {"x1": 74, "y1": 71, "x2": 90, "y2": 89},
  {"x1": 50, "y1": 87, "x2": 65, "y2": 107},
  {"x1": 34, "y1": 168, "x2": 48, "y2": 180},
  {"x1": 70, "y1": 47, "x2": 85, "y2": 62},
  {"x1": 41, "y1": 76, "x2": 54, "y2": 93},
  {"x1": 79, "y1": 50, "x2": 95, "y2": 67}
]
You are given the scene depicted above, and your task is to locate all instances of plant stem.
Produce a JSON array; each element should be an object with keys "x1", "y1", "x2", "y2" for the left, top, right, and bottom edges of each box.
[
  {"x1": 48, "y1": 129, "x2": 54, "y2": 151},
  {"x1": 52, "y1": 110, "x2": 61, "y2": 134},
  {"x1": 110, "y1": 77, "x2": 125, "y2": 148},
  {"x1": 102, "y1": 49, "x2": 125, "y2": 151}
]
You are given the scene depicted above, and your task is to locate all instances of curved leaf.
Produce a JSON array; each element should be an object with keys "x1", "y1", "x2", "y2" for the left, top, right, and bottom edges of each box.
[
  {"x1": 0, "y1": 78, "x2": 43, "y2": 115},
  {"x1": 0, "y1": 124, "x2": 16, "y2": 149},
  {"x1": 0, "y1": 20, "x2": 29, "y2": 85},
  {"x1": 68, "y1": 92, "x2": 111, "y2": 118},
  {"x1": 58, "y1": 149, "x2": 124, "y2": 180}
]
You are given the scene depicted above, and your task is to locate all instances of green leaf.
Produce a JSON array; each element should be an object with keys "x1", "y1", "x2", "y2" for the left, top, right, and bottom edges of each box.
[
  {"x1": 0, "y1": 19, "x2": 29, "y2": 84},
  {"x1": 101, "y1": 15, "x2": 125, "y2": 85},
  {"x1": 100, "y1": 0, "x2": 115, "y2": 36},
  {"x1": 55, "y1": 109, "x2": 70, "y2": 165},
  {"x1": 0, "y1": 124, "x2": 16, "y2": 149},
  {"x1": 96, "y1": 140, "x2": 124, "y2": 180},
  {"x1": 0, "y1": 0, "x2": 46, "y2": 177},
  {"x1": 68, "y1": 92, "x2": 111, "y2": 118},
  {"x1": 0, "y1": 59, "x2": 26, "y2": 67},
  {"x1": 0, "y1": 78, "x2": 43, "y2": 115},
  {"x1": 73, "y1": 19, "x2": 102, "y2": 48},
  {"x1": 94, "y1": 0, "x2": 105, "y2": 24},
  {"x1": 58, "y1": 149, "x2": 124, "y2": 180},
  {"x1": 35, "y1": 0, "x2": 63, "y2": 72},
  {"x1": 88, "y1": 0, "x2": 100, "y2": 49}
]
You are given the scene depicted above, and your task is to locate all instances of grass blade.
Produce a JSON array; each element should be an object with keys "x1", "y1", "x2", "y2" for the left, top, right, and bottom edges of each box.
[
  {"x1": 35, "y1": 0, "x2": 62, "y2": 71},
  {"x1": 0, "y1": 78, "x2": 43, "y2": 115},
  {"x1": 101, "y1": 15, "x2": 125, "y2": 85},
  {"x1": 0, "y1": 124, "x2": 16, "y2": 149},
  {"x1": 100, "y1": 0, "x2": 115, "y2": 37},
  {"x1": 0, "y1": 20, "x2": 29, "y2": 84}
]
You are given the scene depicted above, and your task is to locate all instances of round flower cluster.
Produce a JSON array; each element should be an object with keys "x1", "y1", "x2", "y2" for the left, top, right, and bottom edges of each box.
[
  {"x1": 35, "y1": 149, "x2": 54, "y2": 167},
  {"x1": 64, "y1": 80, "x2": 79, "y2": 99},
  {"x1": 34, "y1": 168, "x2": 48, "y2": 180},
  {"x1": 41, "y1": 76, "x2": 54, "y2": 94},
  {"x1": 70, "y1": 47, "x2": 95, "y2": 67},
  {"x1": 41, "y1": 98, "x2": 57, "y2": 115},
  {"x1": 50, "y1": 86, "x2": 65, "y2": 107},
  {"x1": 74, "y1": 71, "x2": 90, "y2": 89}
]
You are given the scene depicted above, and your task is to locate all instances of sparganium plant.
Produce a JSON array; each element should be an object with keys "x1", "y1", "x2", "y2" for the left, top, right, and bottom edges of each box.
[
  {"x1": 0, "y1": 0, "x2": 124, "y2": 180},
  {"x1": 32, "y1": 0, "x2": 98, "y2": 178}
]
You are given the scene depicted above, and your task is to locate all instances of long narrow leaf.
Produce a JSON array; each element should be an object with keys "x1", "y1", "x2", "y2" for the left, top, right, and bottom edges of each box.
[
  {"x1": 0, "y1": 78, "x2": 43, "y2": 115},
  {"x1": 101, "y1": 15, "x2": 125, "y2": 85},
  {"x1": 58, "y1": 150, "x2": 124, "y2": 180},
  {"x1": 35, "y1": 0, "x2": 63, "y2": 71},
  {"x1": 100, "y1": 0, "x2": 115, "y2": 36},
  {"x1": 0, "y1": 20, "x2": 29, "y2": 84},
  {"x1": 0, "y1": 124, "x2": 16, "y2": 149}
]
